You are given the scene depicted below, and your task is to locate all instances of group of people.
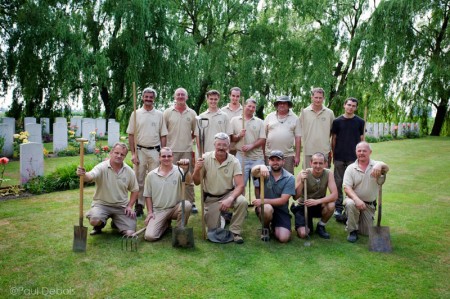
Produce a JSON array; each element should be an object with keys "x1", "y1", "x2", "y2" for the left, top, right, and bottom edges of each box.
[{"x1": 76, "y1": 86, "x2": 389, "y2": 245}]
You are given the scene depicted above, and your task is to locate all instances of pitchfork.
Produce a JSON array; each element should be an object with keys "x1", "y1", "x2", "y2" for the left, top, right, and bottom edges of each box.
[{"x1": 122, "y1": 227, "x2": 146, "y2": 252}]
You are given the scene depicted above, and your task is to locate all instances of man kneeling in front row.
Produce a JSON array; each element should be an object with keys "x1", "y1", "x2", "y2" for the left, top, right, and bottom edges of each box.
[
  {"x1": 291, "y1": 152, "x2": 337, "y2": 239},
  {"x1": 76, "y1": 142, "x2": 139, "y2": 236}
]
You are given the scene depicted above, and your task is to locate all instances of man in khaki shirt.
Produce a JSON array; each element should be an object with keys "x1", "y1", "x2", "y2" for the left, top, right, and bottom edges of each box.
[
  {"x1": 221, "y1": 87, "x2": 243, "y2": 155},
  {"x1": 143, "y1": 147, "x2": 192, "y2": 241},
  {"x1": 76, "y1": 142, "x2": 139, "y2": 236},
  {"x1": 230, "y1": 98, "x2": 265, "y2": 197},
  {"x1": 127, "y1": 87, "x2": 168, "y2": 216},
  {"x1": 299, "y1": 87, "x2": 335, "y2": 168},
  {"x1": 343, "y1": 142, "x2": 389, "y2": 243},
  {"x1": 264, "y1": 96, "x2": 301, "y2": 174},
  {"x1": 163, "y1": 87, "x2": 199, "y2": 212},
  {"x1": 192, "y1": 133, "x2": 248, "y2": 244},
  {"x1": 199, "y1": 90, "x2": 233, "y2": 153}
]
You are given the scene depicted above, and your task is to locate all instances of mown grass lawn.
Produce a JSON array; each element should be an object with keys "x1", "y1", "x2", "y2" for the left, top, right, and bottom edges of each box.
[{"x1": 0, "y1": 137, "x2": 449, "y2": 298}]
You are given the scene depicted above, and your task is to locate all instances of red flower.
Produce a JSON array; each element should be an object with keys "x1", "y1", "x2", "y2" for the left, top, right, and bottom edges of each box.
[
  {"x1": 94, "y1": 148, "x2": 100, "y2": 154},
  {"x1": 0, "y1": 157, "x2": 9, "y2": 165},
  {"x1": 102, "y1": 146, "x2": 109, "y2": 152}
]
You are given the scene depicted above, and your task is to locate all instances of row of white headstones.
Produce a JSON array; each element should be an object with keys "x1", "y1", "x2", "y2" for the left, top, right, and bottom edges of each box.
[{"x1": 0, "y1": 117, "x2": 121, "y2": 184}]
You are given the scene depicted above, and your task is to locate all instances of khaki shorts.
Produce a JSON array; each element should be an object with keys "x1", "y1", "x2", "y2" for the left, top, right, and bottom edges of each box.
[{"x1": 86, "y1": 203, "x2": 136, "y2": 233}]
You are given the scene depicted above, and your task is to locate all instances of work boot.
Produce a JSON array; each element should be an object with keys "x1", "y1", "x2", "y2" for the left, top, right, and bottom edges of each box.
[
  {"x1": 347, "y1": 230, "x2": 358, "y2": 243},
  {"x1": 191, "y1": 204, "x2": 198, "y2": 214},
  {"x1": 316, "y1": 224, "x2": 330, "y2": 239},
  {"x1": 110, "y1": 220, "x2": 118, "y2": 229},
  {"x1": 135, "y1": 204, "x2": 144, "y2": 217},
  {"x1": 90, "y1": 222, "x2": 105, "y2": 236},
  {"x1": 233, "y1": 234, "x2": 244, "y2": 244}
]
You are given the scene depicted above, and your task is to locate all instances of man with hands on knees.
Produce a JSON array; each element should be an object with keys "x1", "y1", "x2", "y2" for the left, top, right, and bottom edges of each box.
[
  {"x1": 143, "y1": 147, "x2": 192, "y2": 242},
  {"x1": 251, "y1": 150, "x2": 295, "y2": 243},
  {"x1": 292, "y1": 152, "x2": 337, "y2": 239},
  {"x1": 343, "y1": 141, "x2": 389, "y2": 243},
  {"x1": 192, "y1": 132, "x2": 248, "y2": 244},
  {"x1": 76, "y1": 142, "x2": 139, "y2": 237}
]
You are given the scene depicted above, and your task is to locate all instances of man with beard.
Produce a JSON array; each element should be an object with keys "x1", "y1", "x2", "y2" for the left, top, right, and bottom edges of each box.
[
  {"x1": 221, "y1": 87, "x2": 243, "y2": 155},
  {"x1": 143, "y1": 147, "x2": 192, "y2": 241},
  {"x1": 264, "y1": 96, "x2": 301, "y2": 174},
  {"x1": 192, "y1": 132, "x2": 248, "y2": 244},
  {"x1": 163, "y1": 87, "x2": 199, "y2": 213},
  {"x1": 76, "y1": 142, "x2": 139, "y2": 236},
  {"x1": 292, "y1": 152, "x2": 337, "y2": 239},
  {"x1": 343, "y1": 141, "x2": 389, "y2": 243},
  {"x1": 127, "y1": 87, "x2": 168, "y2": 217},
  {"x1": 251, "y1": 150, "x2": 295, "y2": 243}
]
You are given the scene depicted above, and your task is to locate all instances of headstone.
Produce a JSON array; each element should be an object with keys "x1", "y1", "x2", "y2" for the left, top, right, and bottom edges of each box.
[
  {"x1": 373, "y1": 123, "x2": 379, "y2": 138},
  {"x1": 383, "y1": 123, "x2": 389, "y2": 136},
  {"x1": 24, "y1": 117, "x2": 37, "y2": 132},
  {"x1": 108, "y1": 121, "x2": 120, "y2": 146},
  {"x1": 397, "y1": 123, "x2": 403, "y2": 136},
  {"x1": 82, "y1": 120, "x2": 96, "y2": 153},
  {"x1": 414, "y1": 122, "x2": 420, "y2": 133},
  {"x1": 70, "y1": 117, "x2": 82, "y2": 137},
  {"x1": 366, "y1": 123, "x2": 374, "y2": 137},
  {"x1": 0, "y1": 123, "x2": 14, "y2": 157},
  {"x1": 55, "y1": 117, "x2": 67, "y2": 124},
  {"x1": 1, "y1": 117, "x2": 16, "y2": 135},
  {"x1": 20, "y1": 142, "x2": 44, "y2": 184},
  {"x1": 27, "y1": 124, "x2": 42, "y2": 143},
  {"x1": 95, "y1": 118, "x2": 106, "y2": 137},
  {"x1": 53, "y1": 121, "x2": 68, "y2": 153},
  {"x1": 378, "y1": 123, "x2": 384, "y2": 137},
  {"x1": 40, "y1": 118, "x2": 50, "y2": 134}
]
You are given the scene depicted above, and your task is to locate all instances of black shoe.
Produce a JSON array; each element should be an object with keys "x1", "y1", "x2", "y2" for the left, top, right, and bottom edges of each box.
[
  {"x1": 221, "y1": 211, "x2": 233, "y2": 224},
  {"x1": 192, "y1": 204, "x2": 198, "y2": 214},
  {"x1": 90, "y1": 222, "x2": 105, "y2": 236},
  {"x1": 347, "y1": 230, "x2": 358, "y2": 243},
  {"x1": 316, "y1": 224, "x2": 330, "y2": 239},
  {"x1": 335, "y1": 213, "x2": 347, "y2": 224},
  {"x1": 110, "y1": 220, "x2": 118, "y2": 229},
  {"x1": 135, "y1": 204, "x2": 144, "y2": 217}
]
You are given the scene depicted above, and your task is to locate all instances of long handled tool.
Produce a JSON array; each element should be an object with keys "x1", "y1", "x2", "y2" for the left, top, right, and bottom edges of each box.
[
  {"x1": 259, "y1": 175, "x2": 270, "y2": 242},
  {"x1": 196, "y1": 116, "x2": 209, "y2": 240},
  {"x1": 363, "y1": 106, "x2": 368, "y2": 140},
  {"x1": 73, "y1": 138, "x2": 88, "y2": 252},
  {"x1": 122, "y1": 227, "x2": 146, "y2": 252},
  {"x1": 172, "y1": 163, "x2": 195, "y2": 248},
  {"x1": 132, "y1": 82, "x2": 141, "y2": 215},
  {"x1": 303, "y1": 173, "x2": 311, "y2": 247},
  {"x1": 369, "y1": 174, "x2": 392, "y2": 252}
]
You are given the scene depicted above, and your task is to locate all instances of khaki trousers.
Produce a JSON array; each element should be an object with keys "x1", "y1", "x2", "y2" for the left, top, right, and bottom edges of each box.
[{"x1": 344, "y1": 198, "x2": 375, "y2": 235}]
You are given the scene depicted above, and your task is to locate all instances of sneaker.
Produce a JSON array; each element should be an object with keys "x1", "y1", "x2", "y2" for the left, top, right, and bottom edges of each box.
[
  {"x1": 90, "y1": 222, "x2": 105, "y2": 236},
  {"x1": 333, "y1": 209, "x2": 341, "y2": 216},
  {"x1": 135, "y1": 204, "x2": 144, "y2": 217},
  {"x1": 192, "y1": 204, "x2": 198, "y2": 214},
  {"x1": 233, "y1": 234, "x2": 244, "y2": 244},
  {"x1": 335, "y1": 213, "x2": 347, "y2": 223},
  {"x1": 347, "y1": 230, "x2": 358, "y2": 243},
  {"x1": 316, "y1": 224, "x2": 330, "y2": 239}
]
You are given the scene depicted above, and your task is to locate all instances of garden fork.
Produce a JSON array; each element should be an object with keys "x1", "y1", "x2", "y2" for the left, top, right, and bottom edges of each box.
[{"x1": 122, "y1": 227, "x2": 146, "y2": 252}]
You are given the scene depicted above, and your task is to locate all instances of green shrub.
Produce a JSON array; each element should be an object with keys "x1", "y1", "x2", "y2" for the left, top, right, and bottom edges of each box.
[
  {"x1": 365, "y1": 136, "x2": 379, "y2": 143},
  {"x1": 56, "y1": 149, "x2": 78, "y2": 157},
  {"x1": 379, "y1": 134, "x2": 394, "y2": 142}
]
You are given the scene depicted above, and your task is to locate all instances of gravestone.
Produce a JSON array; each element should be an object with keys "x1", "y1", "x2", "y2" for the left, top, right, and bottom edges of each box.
[
  {"x1": 82, "y1": 120, "x2": 96, "y2": 153},
  {"x1": 373, "y1": 123, "x2": 379, "y2": 138},
  {"x1": 53, "y1": 121, "x2": 68, "y2": 153},
  {"x1": 20, "y1": 142, "x2": 44, "y2": 184},
  {"x1": 397, "y1": 123, "x2": 403, "y2": 136},
  {"x1": 2, "y1": 117, "x2": 15, "y2": 135},
  {"x1": 40, "y1": 118, "x2": 50, "y2": 134},
  {"x1": 366, "y1": 123, "x2": 374, "y2": 137},
  {"x1": 24, "y1": 117, "x2": 37, "y2": 132},
  {"x1": 0, "y1": 123, "x2": 14, "y2": 157},
  {"x1": 108, "y1": 121, "x2": 120, "y2": 146},
  {"x1": 27, "y1": 124, "x2": 42, "y2": 143},
  {"x1": 70, "y1": 117, "x2": 82, "y2": 137},
  {"x1": 55, "y1": 117, "x2": 67, "y2": 124},
  {"x1": 383, "y1": 123, "x2": 389, "y2": 136},
  {"x1": 96, "y1": 118, "x2": 106, "y2": 137},
  {"x1": 378, "y1": 123, "x2": 384, "y2": 137}
]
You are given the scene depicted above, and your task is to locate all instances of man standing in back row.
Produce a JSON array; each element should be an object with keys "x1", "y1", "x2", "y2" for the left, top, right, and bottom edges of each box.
[
  {"x1": 221, "y1": 87, "x2": 243, "y2": 156},
  {"x1": 331, "y1": 97, "x2": 365, "y2": 222},
  {"x1": 127, "y1": 87, "x2": 168, "y2": 216},
  {"x1": 299, "y1": 87, "x2": 334, "y2": 168}
]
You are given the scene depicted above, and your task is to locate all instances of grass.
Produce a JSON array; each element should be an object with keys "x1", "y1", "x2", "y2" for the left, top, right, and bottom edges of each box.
[{"x1": 0, "y1": 137, "x2": 449, "y2": 298}]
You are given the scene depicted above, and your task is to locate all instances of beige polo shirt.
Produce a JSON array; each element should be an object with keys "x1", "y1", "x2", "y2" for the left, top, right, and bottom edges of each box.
[
  {"x1": 299, "y1": 105, "x2": 334, "y2": 155},
  {"x1": 143, "y1": 165, "x2": 184, "y2": 211},
  {"x1": 89, "y1": 160, "x2": 139, "y2": 207},
  {"x1": 163, "y1": 106, "x2": 198, "y2": 152},
  {"x1": 199, "y1": 109, "x2": 233, "y2": 153},
  {"x1": 230, "y1": 115, "x2": 265, "y2": 160},
  {"x1": 126, "y1": 107, "x2": 168, "y2": 147},
  {"x1": 221, "y1": 105, "x2": 243, "y2": 152},
  {"x1": 343, "y1": 159, "x2": 381, "y2": 203},
  {"x1": 264, "y1": 111, "x2": 301, "y2": 157},
  {"x1": 202, "y1": 151, "x2": 242, "y2": 195}
]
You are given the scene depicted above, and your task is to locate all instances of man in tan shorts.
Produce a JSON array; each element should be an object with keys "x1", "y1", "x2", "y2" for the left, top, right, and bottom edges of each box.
[
  {"x1": 199, "y1": 90, "x2": 233, "y2": 153},
  {"x1": 192, "y1": 132, "x2": 248, "y2": 244},
  {"x1": 76, "y1": 142, "x2": 139, "y2": 236},
  {"x1": 299, "y1": 87, "x2": 335, "y2": 168},
  {"x1": 163, "y1": 87, "x2": 199, "y2": 213},
  {"x1": 221, "y1": 87, "x2": 243, "y2": 155},
  {"x1": 343, "y1": 142, "x2": 389, "y2": 243},
  {"x1": 264, "y1": 95, "x2": 301, "y2": 174},
  {"x1": 127, "y1": 87, "x2": 168, "y2": 216},
  {"x1": 143, "y1": 147, "x2": 192, "y2": 241}
]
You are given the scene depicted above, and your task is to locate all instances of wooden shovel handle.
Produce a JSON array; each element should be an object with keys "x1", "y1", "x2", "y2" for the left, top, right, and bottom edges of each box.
[{"x1": 76, "y1": 138, "x2": 88, "y2": 227}]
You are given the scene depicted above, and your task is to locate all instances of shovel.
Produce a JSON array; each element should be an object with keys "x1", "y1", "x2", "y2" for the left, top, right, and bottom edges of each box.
[
  {"x1": 73, "y1": 138, "x2": 88, "y2": 252},
  {"x1": 172, "y1": 163, "x2": 194, "y2": 248},
  {"x1": 196, "y1": 116, "x2": 209, "y2": 240},
  {"x1": 259, "y1": 175, "x2": 270, "y2": 242},
  {"x1": 369, "y1": 174, "x2": 392, "y2": 253},
  {"x1": 303, "y1": 174, "x2": 311, "y2": 247}
]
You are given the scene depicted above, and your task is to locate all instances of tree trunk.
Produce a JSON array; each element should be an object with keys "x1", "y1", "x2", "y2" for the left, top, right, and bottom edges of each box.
[{"x1": 430, "y1": 98, "x2": 449, "y2": 136}]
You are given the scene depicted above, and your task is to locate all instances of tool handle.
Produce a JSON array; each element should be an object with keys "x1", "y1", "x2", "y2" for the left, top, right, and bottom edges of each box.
[
  {"x1": 377, "y1": 183, "x2": 383, "y2": 227},
  {"x1": 260, "y1": 175, "x2": 265, "y2": 227},
  {"x1": 303, "y1": 177, "x2": 308, "y2": 232},
  {"x1": 76, "y1": 138, "x2": 88, "y2": 227},
  {"x1": 132, "y1": 227, "x2": 146, "y2": 237},
  {"x1": 132, "y1": 82, "x2": 138, "y2": 176}
]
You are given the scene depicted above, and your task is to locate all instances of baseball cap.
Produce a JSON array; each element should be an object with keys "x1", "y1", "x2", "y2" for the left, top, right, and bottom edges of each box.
[{"x1": 269, "y1": 150, "x2": 284, "y2": 159}]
